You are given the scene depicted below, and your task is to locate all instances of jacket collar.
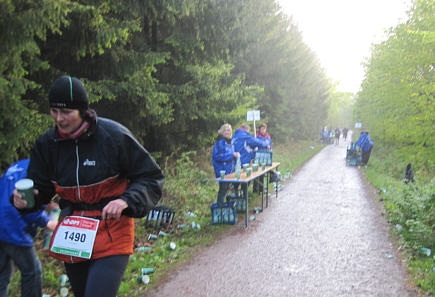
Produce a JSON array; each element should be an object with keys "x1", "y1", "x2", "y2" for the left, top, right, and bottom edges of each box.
[{"x1": 53, "y1": 110, "x2": 98, "y2": 142}]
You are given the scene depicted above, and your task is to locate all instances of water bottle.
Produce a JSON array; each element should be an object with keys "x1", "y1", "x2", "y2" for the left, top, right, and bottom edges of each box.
[{"x1": 235, "y1": 156, "x2": 241, "y2": 179}]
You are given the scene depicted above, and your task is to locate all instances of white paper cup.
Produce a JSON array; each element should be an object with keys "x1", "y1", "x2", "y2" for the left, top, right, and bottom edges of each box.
[{"x1": 15, "y1": 179, "x2": 34, "y2": 208}]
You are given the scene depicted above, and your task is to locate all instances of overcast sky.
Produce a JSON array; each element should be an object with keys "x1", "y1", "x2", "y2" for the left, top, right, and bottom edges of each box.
[{"x1": 277, "y1": 0, "x2": 411, "y2": 93}]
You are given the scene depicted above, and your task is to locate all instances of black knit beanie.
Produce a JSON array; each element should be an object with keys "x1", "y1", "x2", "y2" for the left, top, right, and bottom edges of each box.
[{"x1": 49, "y1": 76, "x2": 89, "y2": 110}]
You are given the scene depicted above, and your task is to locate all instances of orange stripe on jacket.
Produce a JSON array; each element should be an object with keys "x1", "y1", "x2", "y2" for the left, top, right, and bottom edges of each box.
[{"x1": 53, "y1": 175, "x2": 128, "y2": 203}]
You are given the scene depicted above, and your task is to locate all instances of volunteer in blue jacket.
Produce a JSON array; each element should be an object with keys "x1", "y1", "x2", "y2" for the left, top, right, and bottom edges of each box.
[
  {"x1": 232, "y1": 124, "x2": 270, "y2": 166},
  {"x1": 356, "y1": 129, "x2": 367, "y2": 151},
  {"x1": 360, "y1": 131, "x2": 374, "y2": 165},
  {"x1": 232, "y1": 124, "x2": 269, "y2": 197},
  {"x1": 256, "y1": 123, "x2": 272, "y2": 151},
  {"x1": 0, "y1": 159, "x2": 57, "y2": 297},
  {"x1": 212, "y1": 124, "x2": 240, "y2": 205}
]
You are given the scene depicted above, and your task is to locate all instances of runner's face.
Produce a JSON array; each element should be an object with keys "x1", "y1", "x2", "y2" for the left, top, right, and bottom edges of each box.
[
  {"x1": 223, "y1": 127, "x2": 232, "y2": 139},
  {"x1": 50, "y1": 108, "x2": 82, "y2": 134}
]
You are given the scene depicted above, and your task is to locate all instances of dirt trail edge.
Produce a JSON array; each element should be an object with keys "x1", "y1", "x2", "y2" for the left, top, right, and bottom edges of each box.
[{"x1": 145, "y1": 141, "x2": 417, "y2": 297}]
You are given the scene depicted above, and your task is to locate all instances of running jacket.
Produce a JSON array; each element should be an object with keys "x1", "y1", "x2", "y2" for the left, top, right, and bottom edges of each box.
[
  {"x1": 256, "y1": 131, "x2": 272, "y2": 151},
  {"x1": 26, "y1": 112, "x2": 164, "y2": 263},
  {"x1": 212, "y1": 137, "x2": 236, "y2": 178},
  {"x1": 232, "y1": 128, "x2": 269, "y2": 165}
]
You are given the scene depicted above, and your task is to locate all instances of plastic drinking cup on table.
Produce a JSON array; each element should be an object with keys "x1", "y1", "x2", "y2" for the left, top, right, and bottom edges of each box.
[
  {"x1": 246, "y1": 168, "x2": 252, "y2": 177},
  {"x1": 220, "y1": 170, "x2": 226, "y2": 179},
  {"x1": 15, "y1": 179, "x2": 35, "y2": 208}
]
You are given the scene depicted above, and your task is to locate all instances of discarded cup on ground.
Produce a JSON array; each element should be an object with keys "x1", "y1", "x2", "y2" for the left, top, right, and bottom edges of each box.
[
  {"x1": 253, "y1": 207, "x2": 262, "y2": 214},
  {"x1": 59, "y1": 287, "x2": 68, "y2": 297},
  {"x1": 220, "y1": 170, "x2": 226, "y2": 179},
  {"x1": 168, "y1": 242, "x2": 176, "y2": 250},
  {"x1": 249, "y1": 215, "x2": 256, "y2": 221},
  {"x1": 148, "y1": 234, "x2": 158, "y2": 240},
  {"x1": 59, "y1": 274, "x2": 68, "y2": 286},
  {"x1": 141, "y1": 268, "x2": 154, "y2": 275},
  {"x1": 15, "y1": 179, "x2": 35, "y2": 208},
  {"x1": 135, "y1": 246, "x2": 152, "y2": 252},
  {"x1": 177, "y1": 224, "x2": 186, "y2": 229},
  {"x1": 137, "y1": 275, "x2": 150, "y2": 284},
  {"x1": 158, "y1": 230, "x2": 167, "y2": 237},
  {"x1": 421, "y1": 248, "x2": 431, "y2": 257}
]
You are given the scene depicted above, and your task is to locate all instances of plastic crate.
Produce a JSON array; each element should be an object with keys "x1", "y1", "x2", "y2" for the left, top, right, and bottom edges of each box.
[
  {"x1": 146, "y1": 206, "x2": 175, "y2": 228},
  {"x1": 346, "y1": 152, "x2": 361, "y2": 166},
  {"x1": 254, "y1": 150, "x2": 272, "y2": 166},
  {"x1": 270, "y1": 171, "x2": 281, "y2": 182},
  {"x1": 210, "y1": 201, "x2": 237, "y2": 225},
  {"x1": 226, "y1": 193, "x2": 246, "y2": 213}
]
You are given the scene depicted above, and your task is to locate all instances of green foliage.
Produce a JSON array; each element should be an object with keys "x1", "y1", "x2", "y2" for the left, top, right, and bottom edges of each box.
[
  {"x1": 364, "y1": 142, "x2": 435, "y2": 295},
  {"x1": 327, "y1": 91, "x2": 355, "y2": 129},
  {"x1": 0, "y1": 0, "x2": 332, "y2": 169},
  {"x1": 355, "y1": 0, "x2": 435, "y2": 176},
  {"x1": 378, "y1": 180, "x2": 435, "y2": 295}
]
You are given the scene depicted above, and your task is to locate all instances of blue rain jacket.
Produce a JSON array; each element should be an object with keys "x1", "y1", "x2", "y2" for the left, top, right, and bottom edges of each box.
[
  {"x1": 0, "y1": 159, "x2": 49, "y2": 247},
  {"x1": 360, "y1": 133, "x2": 374, "y2": 152},
  {"x1": 356, "y1": 132, "x2": 367, "y2": 149},
  {"x1": 256, "y1": 132, "x2": 272, "y2": 151},
  {"x1": 231, "y1": 128, "x2": 269, "y2": 165},
  {"x1": 212, "y1": 138, "x2": 236, "y2": 178}
]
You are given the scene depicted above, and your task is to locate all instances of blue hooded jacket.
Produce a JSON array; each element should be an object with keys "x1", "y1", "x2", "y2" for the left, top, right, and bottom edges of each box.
[
  {"x1": 0, "y1": 159, "x2": 49, "y2": 247},
  {"x1": 212, "y1": 138, "x2": 236, "y2": 178},
  {"x1": 232, "y1": 128, "x2": 269, "y2": 165},
  {"x1": 360, "y1": 133, "x2": 374, "y2": 152},
  {"x1": 356, "y1": 132, "x2": 367, "y2": 149}
]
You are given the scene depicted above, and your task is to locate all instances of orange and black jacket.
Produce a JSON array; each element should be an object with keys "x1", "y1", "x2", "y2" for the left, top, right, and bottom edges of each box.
[{"x1": 27, "y1": 113, "x2": 164, "y2": 263}]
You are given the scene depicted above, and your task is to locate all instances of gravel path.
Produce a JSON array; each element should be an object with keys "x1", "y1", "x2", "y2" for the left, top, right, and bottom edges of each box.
[{"x1": 145, "y1": 140, "x2": 417, "y2": 297}]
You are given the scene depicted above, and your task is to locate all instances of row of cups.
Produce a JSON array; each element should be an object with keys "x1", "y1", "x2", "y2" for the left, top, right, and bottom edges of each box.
[{"x1": 220, "y1": 162, "x2": 267, "y2": 179}]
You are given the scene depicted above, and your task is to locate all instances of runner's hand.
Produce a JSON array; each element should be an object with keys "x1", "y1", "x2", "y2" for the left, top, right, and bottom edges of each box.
[
  {"x1": 102, "y1": 199, "x2": 128, "y2": 220},
  {"x1": 12, "y1": 189, "x2": 39, "y2": 209},
  {"x1": 46, "y1": 220, "x2": 58, "y2": 231}
]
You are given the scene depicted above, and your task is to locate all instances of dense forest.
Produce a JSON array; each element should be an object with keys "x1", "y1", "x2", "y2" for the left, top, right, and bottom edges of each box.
[
  {"x1": 355, "y1": 0, "x2": 434, "y2": 177},
  {"x1": 0, "y1": 0, "x2": 332, "y2": 171}
]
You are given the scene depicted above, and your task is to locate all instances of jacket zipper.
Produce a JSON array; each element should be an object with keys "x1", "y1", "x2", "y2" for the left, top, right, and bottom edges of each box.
[
  {"x1": 75, "y1": 142, "x2": 81, "y2": 201},
  {"x1": 70, "y1": 141, "x2": 81, "y2": 264}
]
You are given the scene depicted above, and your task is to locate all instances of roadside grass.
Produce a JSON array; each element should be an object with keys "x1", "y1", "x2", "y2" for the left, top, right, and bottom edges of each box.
[
  {"x1": 361, "y1": 144, "x2": 435, "y2": 296},
  {"x1": 7, "y1": 140, "x2": 322, "y2": 297}
]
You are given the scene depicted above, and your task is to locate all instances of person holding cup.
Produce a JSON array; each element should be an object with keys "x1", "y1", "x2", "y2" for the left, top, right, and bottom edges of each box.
[
  {"x1": 12, "y1": 75, "x2": 164, "y2": 297},
  {"x1": 1, "y1": 159, "x2": 57, "y2": 297},
  {"x1": 212, "y1": 124, "x2": 240, "y2": 205}
]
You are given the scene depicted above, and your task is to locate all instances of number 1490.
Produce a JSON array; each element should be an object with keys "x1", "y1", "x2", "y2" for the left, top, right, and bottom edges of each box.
[{"x1": 64, "y1": 231, "x2": 86, "y2": 242}]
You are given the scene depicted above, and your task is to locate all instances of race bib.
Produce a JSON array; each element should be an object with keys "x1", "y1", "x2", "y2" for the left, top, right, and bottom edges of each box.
[{"x1": 51, "y1": 216, "x2": 100, "y2": 259}]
